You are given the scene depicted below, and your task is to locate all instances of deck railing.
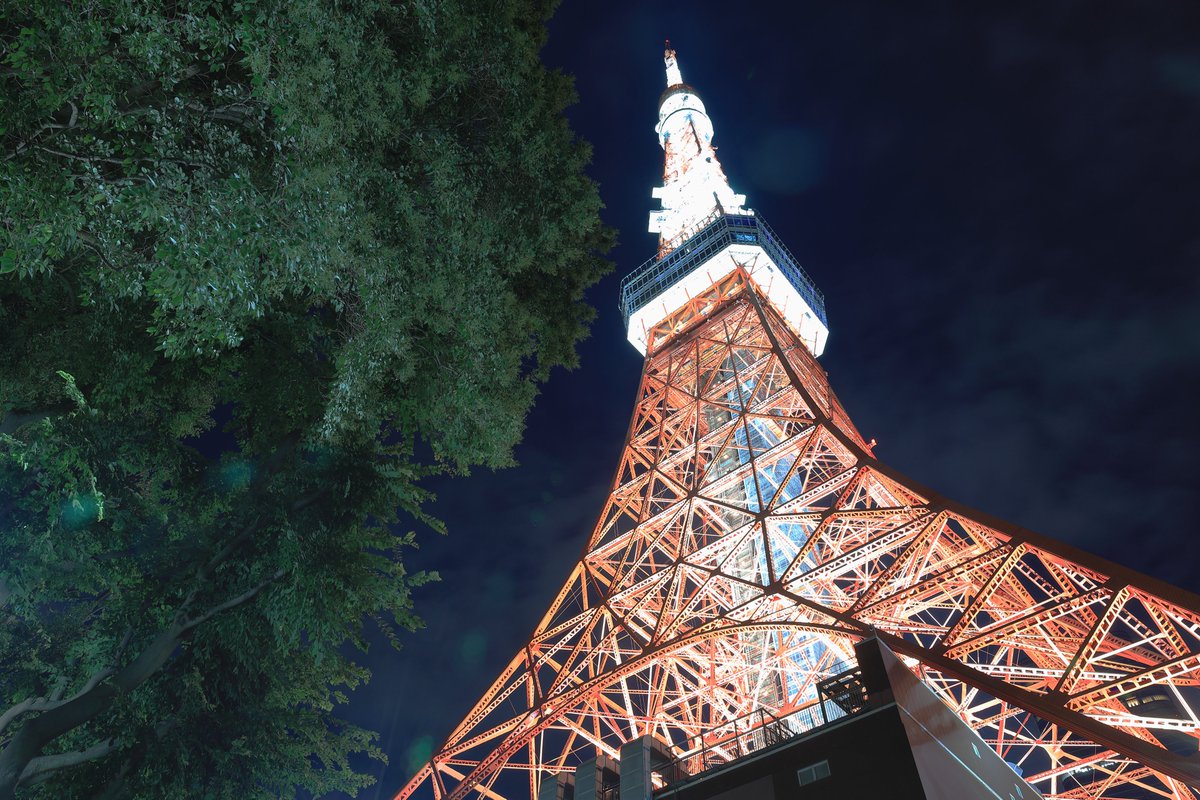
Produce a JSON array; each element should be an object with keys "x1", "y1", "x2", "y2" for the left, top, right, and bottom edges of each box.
[
  {"x1": 619, "y1": 213, "x2": 827, "y2": 327},
  {"x1": 652, "y1": 666, "x2": 871, "y2": 790}
]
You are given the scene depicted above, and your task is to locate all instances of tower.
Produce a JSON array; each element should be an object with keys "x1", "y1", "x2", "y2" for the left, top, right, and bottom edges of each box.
[{"x1": 396, "y1": 45, "x2": 1200, "y2": 800}]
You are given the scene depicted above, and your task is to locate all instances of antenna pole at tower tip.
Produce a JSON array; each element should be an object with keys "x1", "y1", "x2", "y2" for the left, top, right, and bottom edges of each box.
[{"x1": 663, "y1": 40, "x2": 682, "y2": 86}]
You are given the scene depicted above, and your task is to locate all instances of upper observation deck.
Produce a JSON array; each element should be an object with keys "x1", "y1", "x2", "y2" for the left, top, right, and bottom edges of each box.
[{"x1": 620, "y1": 211, "x2": 829, "y2": 357}]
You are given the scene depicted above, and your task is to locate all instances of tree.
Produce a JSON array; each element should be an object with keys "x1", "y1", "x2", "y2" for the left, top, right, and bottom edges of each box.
[{"x1": 0, "y1": 0, "x2": 611, "y2": 796}]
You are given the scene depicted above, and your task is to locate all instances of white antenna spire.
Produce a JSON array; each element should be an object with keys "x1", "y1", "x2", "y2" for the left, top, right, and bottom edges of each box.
[
  {"x1": 664, "y1": 40, "x2": 683, "y2": 86},
  {"x1": 649, "y1": 42, "x2": 748, "y2": 256}
]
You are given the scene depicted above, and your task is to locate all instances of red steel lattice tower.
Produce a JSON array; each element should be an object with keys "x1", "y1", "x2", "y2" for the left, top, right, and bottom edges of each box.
[{"x1": 397, "y1": 46, "x2": 1200, "y2": 800}]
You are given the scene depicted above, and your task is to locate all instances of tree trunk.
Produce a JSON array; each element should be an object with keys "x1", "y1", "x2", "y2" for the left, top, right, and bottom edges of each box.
[
  {"x1": 0, "y1": 625, "x2": 181, "y2": 798},
  {"x1": 0, "y1": 557, "x2": 283, "y2": 796}
]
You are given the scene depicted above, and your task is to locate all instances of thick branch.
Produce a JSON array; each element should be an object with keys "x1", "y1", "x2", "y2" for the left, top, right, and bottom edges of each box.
[
  {"x1": 46, "y1": 678, "x2": 67, "y2": 704},
  {"x1": 65, "y1": 669, "x2": 115, "y2": 706},
  {"x1": 0, "y1": 669, "x2": 113, "y2": 738},
  {"x1": 0, "y1": 628, "x2": 181, "y2": 796},
  {"x1": 0, "y1": 701, "x2": 36, "y2": 741},
  {"x1": 179, "y1": 568, "x2": 287, "y2": 633},
  {"x1": 0, "y1": 450, "x2": 294, "y2": 796},
  {"x1": 0, "y1": 561, "x2": 288, "y2": 798},
  {"x1": 17, "y1": 738, "x2": 118, "y2": 788}
]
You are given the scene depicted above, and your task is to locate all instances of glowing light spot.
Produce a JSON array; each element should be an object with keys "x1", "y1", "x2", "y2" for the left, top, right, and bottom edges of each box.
[
  {"x1": 406, "y1": 735, "x2": 435, "y2": 777},
  {"x1": 459, "y1": 630, "x2": 487, "y2": 670},
  {"x1": 61, "y1": 494, "x2": 102, "y2": 529},
  {"x1": 218, "y1": 459, "x2": 253, "y2": 490}
]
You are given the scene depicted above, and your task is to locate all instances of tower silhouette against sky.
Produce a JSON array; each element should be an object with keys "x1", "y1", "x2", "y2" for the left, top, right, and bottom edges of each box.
[{"x1": 396, "y1": 46, "x2": 1200, "y2": 800}]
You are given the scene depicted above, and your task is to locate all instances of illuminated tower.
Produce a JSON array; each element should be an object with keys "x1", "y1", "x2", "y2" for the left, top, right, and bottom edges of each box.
[{"x1": 396, "y1": 45, "x2": 1200, "y2": 800}]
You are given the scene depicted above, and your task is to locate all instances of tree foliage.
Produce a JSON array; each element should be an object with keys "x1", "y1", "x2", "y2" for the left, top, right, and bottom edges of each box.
[{"x1": 0, "y1": 0, "x2": 611, "y2": 796}]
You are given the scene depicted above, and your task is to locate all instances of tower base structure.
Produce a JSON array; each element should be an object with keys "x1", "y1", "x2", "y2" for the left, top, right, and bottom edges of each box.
[
  {"x1": 544, "y1": 638, "x2": 1043, "y2": 800},
  {"x1": 397, "y1": 275, "x2": 1200, "y2": 800}
]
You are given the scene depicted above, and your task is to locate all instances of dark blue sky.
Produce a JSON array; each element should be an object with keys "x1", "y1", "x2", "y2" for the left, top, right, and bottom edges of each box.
[{"x1": 334, "y1": 3, "x2": 1200, "y2": 798}]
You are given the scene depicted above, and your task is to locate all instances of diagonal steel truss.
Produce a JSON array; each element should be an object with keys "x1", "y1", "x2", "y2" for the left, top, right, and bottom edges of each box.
[{"x1": 396, "y1": 271, "x2": 1200, "y2": 800}]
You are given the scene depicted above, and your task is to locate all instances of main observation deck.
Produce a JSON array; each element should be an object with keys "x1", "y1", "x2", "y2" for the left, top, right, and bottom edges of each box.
[{"x1": 620, "y1": 212, "x2": 830, "y2": 357}]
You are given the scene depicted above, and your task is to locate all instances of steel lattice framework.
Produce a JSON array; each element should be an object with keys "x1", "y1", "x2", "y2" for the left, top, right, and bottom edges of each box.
[
  {"x1": 397, "y1": 277, "x2": 1200, "y2": 800},
  {"x1": 397, "y1": 44, "x2": 1200, "y2": 800}
]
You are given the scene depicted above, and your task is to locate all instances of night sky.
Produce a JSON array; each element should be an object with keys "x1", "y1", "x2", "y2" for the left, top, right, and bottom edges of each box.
[{"x1": 331, "y1": 3, "x2": 1200, "y2": 798}]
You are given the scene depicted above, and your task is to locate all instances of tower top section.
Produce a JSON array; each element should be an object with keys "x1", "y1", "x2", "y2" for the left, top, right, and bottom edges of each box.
[
  {"x1": 649, "y1": 43, "x2": 748, "y2": 254},
  {"x1": 622, "y1": 44, "x2": 829, "y2": 358},
  {"x1": 664, "y1": 40, "x2": 683, "y2": 87}
]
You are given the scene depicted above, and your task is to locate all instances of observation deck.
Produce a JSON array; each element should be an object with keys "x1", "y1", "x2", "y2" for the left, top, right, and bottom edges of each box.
[{"x1": 620, "y1": 212, "x2": 830, "y2": 356}]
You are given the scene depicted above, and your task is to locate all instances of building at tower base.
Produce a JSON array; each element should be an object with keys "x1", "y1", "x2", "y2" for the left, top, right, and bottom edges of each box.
[{"x1": 539, "y1": 639, "x2": 1042, "y2": 800}]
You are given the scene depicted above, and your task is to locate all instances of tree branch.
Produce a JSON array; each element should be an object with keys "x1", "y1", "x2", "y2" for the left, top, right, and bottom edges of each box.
[
  {"x1": 35, "y1": 146, "x2": 125, "y2": 167},
  {"x1": 0, "y1": 481, "x2": 287, "y2": 793},
  {"x1": 0, "y1": 701, "x2": 36, "y2": 741},
  {"x1": 199, "y1": 516, "x2": 262, "y2": 579},
  {"x1": 0, "y1": 667, "x2": 114, "y2": 739},
  {"x1": 2, "y1": 102, "x2": 78, "y2": 162},
  {"x1": 74, "y1": 231, "x2": 118, "y2": 271},
  {"x1": 291, "y1": 486, "x2": 330, "y2": 511},
  {"x1": 68, "y1": 668, "x2": 115, "y2": 705},
  {"x1": 34, "y1": 146, "x2": 208, "y2": 171},
  {"x1": 166, "y1": 515, "x2": 265, "y2": 620},
  {"x1": 0, "y1": 563, "x2": 283, "y2": 795},
  {"x1": 91, "y1": 717, "x2": 174, "y2": 800},
  {"x1": 17, "y1": 738, "x2": 119, "y2": 788},
  {"x1": 45, "y1": 679, "x2": 68, "y2": 704},
  {"x1": 113, "y1": 626, "x2": 134, "y2": 661},
  {"x1": 0, "y1": 630, "x2": 131, "y2": 738},
  {"x1": 179, "y1": 568, "x2": 287, "y2": 634}
]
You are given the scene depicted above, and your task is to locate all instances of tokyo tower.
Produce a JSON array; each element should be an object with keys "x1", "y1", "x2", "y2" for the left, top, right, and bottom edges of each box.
[{"x1": 396, "y1": 45, "x2": 1200, "y2": 800}]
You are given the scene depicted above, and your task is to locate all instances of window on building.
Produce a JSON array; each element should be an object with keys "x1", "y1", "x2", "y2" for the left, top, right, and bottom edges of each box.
[{"x1": 797, "y1": 760, "x2": 831, "y2": 786}]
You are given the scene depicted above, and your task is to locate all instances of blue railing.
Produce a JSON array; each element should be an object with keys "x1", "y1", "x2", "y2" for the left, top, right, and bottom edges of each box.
[{"x1": 619, "y1": 214, "x2": 827, "y2": 327}]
